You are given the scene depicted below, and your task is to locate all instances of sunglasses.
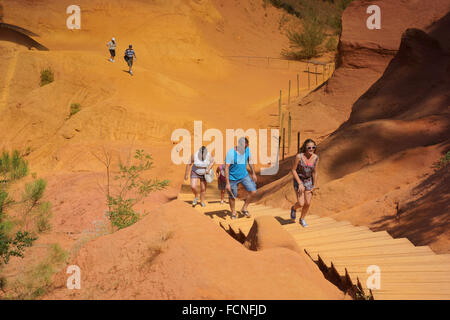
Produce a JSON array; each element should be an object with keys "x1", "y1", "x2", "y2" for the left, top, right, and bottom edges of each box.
[{"x1": 307, "y1": 146, "x2": 316, "y2": 150}]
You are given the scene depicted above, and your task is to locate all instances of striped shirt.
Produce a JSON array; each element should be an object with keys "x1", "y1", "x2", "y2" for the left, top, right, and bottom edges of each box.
[{"x1": 125, "y1": 49, "x2": 136, "y2": 58}]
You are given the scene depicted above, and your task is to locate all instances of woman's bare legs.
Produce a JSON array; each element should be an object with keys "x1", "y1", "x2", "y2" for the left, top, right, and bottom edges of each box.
[
  {"x1": 190, "y1": 178, "x2": 199, "y2": 200},
  {"x1": 200, "y1": 179, "x2": 207, "y2": 204},
  {"x1": 300, "y1": 190, "x2": 313, "y2": 220},
  {"x1": 293, "y1": 184, "x2": 306, "y2": 221}
]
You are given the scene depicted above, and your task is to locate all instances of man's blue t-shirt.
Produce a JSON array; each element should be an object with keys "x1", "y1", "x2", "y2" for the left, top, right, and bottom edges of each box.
[{"x1": 225, "y1": 147, "x2": 250, "y2": 181}]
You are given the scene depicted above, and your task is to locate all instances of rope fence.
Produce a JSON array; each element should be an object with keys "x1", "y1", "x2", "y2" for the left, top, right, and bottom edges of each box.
[{"x1": 223, "y1": 55, "x2": 336, "y2": 160}]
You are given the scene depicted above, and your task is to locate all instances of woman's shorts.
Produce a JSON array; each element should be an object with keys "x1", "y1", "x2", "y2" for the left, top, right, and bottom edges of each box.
[
  {"x1": 293, "y1": 179, "x2": 314, "y2": 192},
  {"x1": 109, "y1": 49, "x2": 116, "y2": 57},
  {"x1": 191, "y1": 169, "x2": 206, "y2": 181}
]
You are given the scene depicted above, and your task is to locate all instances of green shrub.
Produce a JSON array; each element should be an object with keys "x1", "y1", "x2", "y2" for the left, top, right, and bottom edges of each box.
[
  {"x1": 35, "y1": 202, "x2": 52, "y2": 233},
  {"x1": 69, "y1": 103, "x2": 81, "y2": 117},
  {"x1": 325, "y1": 37, "x2": 338, "y2": 52},
  {"x1": 269, "y1": 0, "x2": 354, "y2": 37},
  {"x1": 0, "y1": 150, "x2": 29, "y2": 183},
  {"x1": 283, "y1": 19, "x2": 326, "y2": 59},
  {"x1": 434, "y1": 151, "x2": 450, "y2": 170},
  {"x1": 6, "y1": 244, "x2": 67, "y2": 299},
  {"x1": 40, "y1": 68, "x2": 54, "y2": 86}
]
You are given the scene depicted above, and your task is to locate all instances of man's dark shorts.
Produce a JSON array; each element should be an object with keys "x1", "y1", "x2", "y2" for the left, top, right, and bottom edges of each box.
[{"x1": 109, "y1": 49, "x2": 116, "y2": 57}]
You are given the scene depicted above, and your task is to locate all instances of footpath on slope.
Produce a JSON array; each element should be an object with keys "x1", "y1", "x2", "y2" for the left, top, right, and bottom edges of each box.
[{"x1": 178, "y1": 182, "x2": 450, "y2": 300}]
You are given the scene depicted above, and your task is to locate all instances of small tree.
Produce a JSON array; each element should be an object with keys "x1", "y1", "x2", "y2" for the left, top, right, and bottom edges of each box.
[
  {"x1": 283, "y1": 19, "x2": 326, "y2": 59},
  {"x1": 104, "y1": 150, "x2": 169, "y2": 230}
]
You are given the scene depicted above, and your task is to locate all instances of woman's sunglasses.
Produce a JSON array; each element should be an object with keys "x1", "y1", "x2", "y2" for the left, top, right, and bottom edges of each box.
[{"x1": 307, "y1": 146, "x2": 316, "y2": 150}]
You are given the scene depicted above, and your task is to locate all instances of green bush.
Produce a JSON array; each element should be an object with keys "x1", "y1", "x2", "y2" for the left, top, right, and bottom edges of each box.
[
  {"x1": 269, "y1": 0, "x2": 354, "y2": 39},
  {"x1": 40, "y1": 68, "x2": 54, "y2": 87},
  {"x1": 69, "y1": 103, "x2": 81, "y2": 117},
  {"x1": 434, "y1": 151, "x2": 450, "y2": 170},
  {"x1": 325, "y1": 37, "x2": 338, "y2": 51},
  {"x1": 283, "y1": 19, "x2": 326, "y2": 59},
  {"x1": 0, "y1": 150, "x2": 29, "y2": 183},
  {"x1": 35, "y1": 202, "x2": 52, "y2": 233},
  {"x1": 6, "y1": 244, "x2": 67, "y2": 299}
]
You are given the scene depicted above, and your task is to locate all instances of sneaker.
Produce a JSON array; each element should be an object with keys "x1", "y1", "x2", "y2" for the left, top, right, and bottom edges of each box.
[
  {"x1": 109, "y1": 58, "x2": 113, "y2": 62},
  {"x1": 300, "y1": 219, "x2": 308, "y2": 227},
  {"x1": 129, "y1": 70, "x2": 133, "y2": 75},
  {"x1": 290, "y1": 206, "x2": 296, "y2": 219},
  {"x1": 192, "y1": 198, "x2": 198, "y2": 207},
  {"x1": 200, "y1": 202, "x2": 206, "y2": 207}
]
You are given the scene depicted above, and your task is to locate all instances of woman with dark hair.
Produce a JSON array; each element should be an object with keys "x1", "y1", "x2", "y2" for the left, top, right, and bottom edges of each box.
[
  {"x1": 290, "y1": 139, "x2": 319, "y2": 227},
  {"x1": 185, "y1": 146, "x2": 215, "y2": 207}
]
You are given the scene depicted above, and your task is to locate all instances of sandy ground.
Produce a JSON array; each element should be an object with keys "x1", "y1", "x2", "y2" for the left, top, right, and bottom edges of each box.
[{"x1": 0, "y1": 0, "x2": 448, "y2": 299}]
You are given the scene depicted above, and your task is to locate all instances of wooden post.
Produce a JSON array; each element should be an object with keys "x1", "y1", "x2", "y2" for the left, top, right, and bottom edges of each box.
[
  {"x1": 288, "y1": 112, "x2": 292, "y2": 153},
  {"x1": 297, "y1": 132, "x2": 300, "y2": 153},
  {"x1": 267, "y1": 56, "x2": 270, "y2": 67},
  {"x1": 315, "y1": 65, "x2": 318, "y2": 86},
  {"x1": 322, "y1": 65, "x2": 325, "y2": 83},
  {"x1": 288, "y1": 80, "x2": 291, "y2": 104},
  {"x1": 282, "y1": 127, "x2": 286, "y2": 160},
  {"x1": 297, "y1": 74, "x2": 300, "y2": 97},
  {"x1": 278, "y1": 97, "x2": 282, "y2": 129},
  {"x1": 307, "y1": 65, "x2": 310, "y2": 90}
]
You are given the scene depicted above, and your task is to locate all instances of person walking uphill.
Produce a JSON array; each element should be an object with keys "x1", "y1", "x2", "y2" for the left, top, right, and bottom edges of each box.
[
  {"x1": 290, "y1": 139, "x2": 319, "y2": 227},
  {"x1": 225, "y1": 137, "x2": 257, "y2": 219},
  {"x1": 107, "y1": 37, "x2": 116, "y2": 62},
  {"x1": 124, "y1": 45, "x2": 137, "y2": 75},
  {"x1": 185, "y1": 146, "x2": 215, "y2": 208}
]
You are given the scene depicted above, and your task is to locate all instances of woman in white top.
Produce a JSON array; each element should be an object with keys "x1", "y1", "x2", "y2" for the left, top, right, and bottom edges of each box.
[{"x1": 184, "y1": 146, "x2": 215, "y2": 207}]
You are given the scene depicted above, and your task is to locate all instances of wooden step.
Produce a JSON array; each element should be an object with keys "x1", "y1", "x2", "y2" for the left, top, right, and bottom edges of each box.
[
  {"x1": 321, "y1": 252, "x2": 442, "y2": 269},
  {"x1": 307, "y1": 243, "x2": 432, "y2": 260},
  {"x1": 372, "y1": 291, "x2": 450, "y2": 300},
  {"x1": 337, "y1": 263, "x2": 450, "y2": 274},
  {"x1": 285, "y1": 221, "x2": 352, "y2": 235},
  {"x1": 306, "y1": 238, "x2": 413, "y2": 251},
  {"x1": 283, "y1": 217, "x2": 336, "y2": 228},
  {"x1": 290, "y1": 228, "x2": 378, "y2": 244},
  {"x1": 293, "y1": 231, "x2": 392, "y2": 247}
]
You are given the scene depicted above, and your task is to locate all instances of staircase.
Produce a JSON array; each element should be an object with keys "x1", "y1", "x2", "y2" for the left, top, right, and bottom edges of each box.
[{"x1": 177, "y1": 183, "x2": 450, "y2": 300}]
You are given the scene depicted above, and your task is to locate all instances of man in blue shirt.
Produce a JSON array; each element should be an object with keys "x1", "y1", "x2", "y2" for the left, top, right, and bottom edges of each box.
[{"x1": 225, "y1": 137, "x2": 257, "y2": 219}]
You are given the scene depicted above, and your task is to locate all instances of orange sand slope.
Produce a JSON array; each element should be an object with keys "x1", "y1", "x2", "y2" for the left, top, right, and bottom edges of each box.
[
  {"x1": 257, "y1": 2, "x2": 450, "y2": 253},
  {"x1": 0, "y1": 0, "x2": 305, "y2": 238},
  {"x1": 0, "y1": 0, "x2": 346, "y2": 300},
  {"x1": 45, "y1": 200, "x2": 344, "y2": 300}
]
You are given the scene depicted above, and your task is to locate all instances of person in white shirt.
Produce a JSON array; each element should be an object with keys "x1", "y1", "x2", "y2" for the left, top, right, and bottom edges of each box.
[
  {"x1": 184, "y1": 146, "x2": 215, "y2": 207},
  {"x1": 106, "y1": 37, "x2": 116, "y2": 62}
]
